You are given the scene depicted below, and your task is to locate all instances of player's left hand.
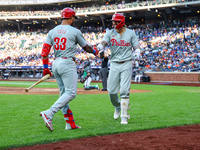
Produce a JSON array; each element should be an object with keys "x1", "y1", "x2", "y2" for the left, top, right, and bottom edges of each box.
[{"x1": 43, "y1": 68, "x2": 52, "y2": 76}]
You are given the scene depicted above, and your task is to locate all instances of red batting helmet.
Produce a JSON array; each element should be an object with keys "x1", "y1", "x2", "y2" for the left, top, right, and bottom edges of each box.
[
  {"x1": 61, "y1": 8, "x2": 77, "y2": 19},
  {"x1": 111, "y1": 13, "x2": 125, "y2": 29}
]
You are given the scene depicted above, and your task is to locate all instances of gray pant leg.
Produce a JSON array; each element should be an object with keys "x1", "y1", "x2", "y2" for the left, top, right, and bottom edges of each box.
[
  {"x1": 61, "y1": 104, "x2": 69, "y2": 114},
  {"x1": 120, "y1": 62, "x2": 132, "y2": 98},
  {"x1": 109, "y1": 94, "x2": 120, "y2": 112},
  {"x1": 56, "y1": 79, "x2": 70, "y2": 115},
  {"x1": 101, "y1": 68, "x2": 108, "y2": 89},
  {"x1": 47, "y1": 60, "x2": 77, "y2": 119}
]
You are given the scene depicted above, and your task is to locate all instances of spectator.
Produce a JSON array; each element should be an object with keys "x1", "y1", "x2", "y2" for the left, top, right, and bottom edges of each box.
[{"x1": 134, "y1": 68, "x2": 145, "y2": 82}]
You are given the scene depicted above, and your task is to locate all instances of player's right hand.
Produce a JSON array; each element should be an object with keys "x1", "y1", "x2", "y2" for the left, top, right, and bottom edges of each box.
[
  {"x1": 134, "y1": 49, "x2": 141, "y2": 60},
  {"x1": 93, "y1": 45, "x2": 99, "y2": 56},
  {"x1": 43, "y1": 68, "x2": 52, "y2": 77}
]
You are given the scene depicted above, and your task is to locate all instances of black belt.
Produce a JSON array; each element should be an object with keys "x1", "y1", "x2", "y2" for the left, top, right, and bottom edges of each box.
[
  {"x1": 115, "y1": 60, "x2": 132, "y2": 64},
  {"x1": 116, "y1": 61, "x2": 125, "y2": 64}
]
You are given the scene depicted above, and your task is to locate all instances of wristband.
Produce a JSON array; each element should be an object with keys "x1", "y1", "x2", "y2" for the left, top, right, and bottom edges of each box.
[
  {"x1": 43, "y1": 64, "x2": 48, "y2": 68},
  {"x1": 42, "y1": 59, "x2": 49, "y2": 68},
  {"x1": 93, "y1": 49, "x2": 96, "y2": 54}
]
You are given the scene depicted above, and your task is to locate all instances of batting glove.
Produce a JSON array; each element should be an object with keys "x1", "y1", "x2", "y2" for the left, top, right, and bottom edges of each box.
[
  {"x1": 43, "y1": 68, "x2": 52, "y2": 77},
  {"x1": 97, "y1": 43, "x2": 104, "y2": 51},
  {"x1": 42, "y1": 58, "x2": 52, "y2": 77},
  {"x1": 134, "y1": 48, "x2": 141, "y2": 60},
  {"x1": 93, "y1": 45, "x2": 99, "y2": 56}
]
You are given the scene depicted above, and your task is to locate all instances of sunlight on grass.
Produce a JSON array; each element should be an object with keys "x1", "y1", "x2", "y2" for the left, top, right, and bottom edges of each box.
[{"x1": 183, "y1": 89, "x2": 200, "y2": 93}]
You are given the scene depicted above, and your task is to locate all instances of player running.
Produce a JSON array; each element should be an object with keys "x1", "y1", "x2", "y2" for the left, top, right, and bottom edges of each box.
[
  {"x1": 39, "y1": 7, "x2": 99, "y2": 131},
  {"x1": 96, "y1": 13, "x2": 141, "y2": 124}
]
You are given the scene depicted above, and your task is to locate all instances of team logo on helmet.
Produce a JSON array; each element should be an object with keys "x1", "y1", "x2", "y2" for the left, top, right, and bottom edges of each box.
[{"x1": 112, "y1": 14, "x2": 116, "y2": 20}]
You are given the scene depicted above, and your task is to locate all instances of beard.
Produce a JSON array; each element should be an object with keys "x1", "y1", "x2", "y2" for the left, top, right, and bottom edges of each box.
[{"x1": 71, "y1": 21, "x2": 74, "y2": 26}]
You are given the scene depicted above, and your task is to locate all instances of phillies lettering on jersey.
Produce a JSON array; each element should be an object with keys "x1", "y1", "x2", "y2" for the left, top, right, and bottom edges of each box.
[
  {"x1": 103, "y1": 28, "x2": 139, "y2": 62},
  {"x1": 111, "y1": 39, "x2": 131, "y2": 46}
]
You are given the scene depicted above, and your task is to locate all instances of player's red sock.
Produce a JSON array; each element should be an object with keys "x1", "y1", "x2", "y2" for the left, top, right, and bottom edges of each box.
[{"x1": 63, "y1": 109, "x2": 77, "y2": 129}]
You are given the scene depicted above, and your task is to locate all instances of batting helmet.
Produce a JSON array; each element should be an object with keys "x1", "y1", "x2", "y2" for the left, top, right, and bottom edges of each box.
[
  {"x1": 111, "y1": 13, "x2": 125, "y2": 29},
  {"x1": 61, "y1": 7, "x2": 77, "y2": 19}
]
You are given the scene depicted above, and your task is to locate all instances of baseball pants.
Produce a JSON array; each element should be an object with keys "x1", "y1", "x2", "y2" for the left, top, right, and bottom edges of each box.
[
  {"x1": 100, "y1": 67, "x2": 108, "y2": 89},
  {"x1": 107, "y1": 61, "x2": 132, "y2": 111},
  {"x1": 46, "y1": 58, "x2": 78, "y2": 119}
]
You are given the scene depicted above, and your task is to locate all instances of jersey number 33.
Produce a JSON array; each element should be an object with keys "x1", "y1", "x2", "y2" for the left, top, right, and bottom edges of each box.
[{"x1": 54, "y1": 37, "x2": 67, "y2": 51}]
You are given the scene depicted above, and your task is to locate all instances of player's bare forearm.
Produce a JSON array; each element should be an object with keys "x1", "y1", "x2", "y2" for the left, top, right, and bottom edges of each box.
[{"x1": 83, "y1": 45, "x2": 94, "y2": 53}]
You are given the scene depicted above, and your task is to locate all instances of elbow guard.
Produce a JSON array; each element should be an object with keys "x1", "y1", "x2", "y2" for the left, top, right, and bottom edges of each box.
[{"x1": 41, "y1": 43, "x2": 51, "y2": 57}]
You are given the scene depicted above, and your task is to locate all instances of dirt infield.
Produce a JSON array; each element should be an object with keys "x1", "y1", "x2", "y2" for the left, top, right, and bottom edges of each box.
[
  {"x1": 0, "y1": 86, "x2": 151, "y2": 95},
  {"x1": 11, "y1": 124, "x2": 200, "y2": 150},
  {"x1": 3, "y1": 82, "x2": 200, "y2": 150}
]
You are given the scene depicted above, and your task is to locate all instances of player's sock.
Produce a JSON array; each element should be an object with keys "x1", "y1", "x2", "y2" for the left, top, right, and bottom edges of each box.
[{"x1": 63, "y1": 109, "x2": 77, "y2": 129}]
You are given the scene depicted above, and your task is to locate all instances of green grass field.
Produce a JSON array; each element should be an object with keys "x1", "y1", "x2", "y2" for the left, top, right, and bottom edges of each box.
[{"x1": 0, "y1": 81, "x2": 199, "y2": 149}]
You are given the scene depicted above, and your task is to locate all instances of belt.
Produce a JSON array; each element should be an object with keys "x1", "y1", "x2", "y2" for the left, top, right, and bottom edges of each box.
[
  {"x1": 116, "y1": 61, "x2": 125, "y2": 64},
  {"x1": 116, "y1": 59, "x2": 132, "y2": 64},
  {"x1": 56, "y1": 57, "x2": 75, "y2": 61}
]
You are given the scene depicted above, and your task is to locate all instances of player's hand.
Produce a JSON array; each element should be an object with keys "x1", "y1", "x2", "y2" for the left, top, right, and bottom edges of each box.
[
  {"x1": 43, "y1": 68, "x2": 52, "y2": 77},
  {"x1": 97, "y1": 43, "x2": 104, "y2": 51},
  {"x1": 93, "y1": 45, "x2": 99, "y2": 56},
  {"x1": 134, "y1": 49, "x2": 141, "y2": 60}
]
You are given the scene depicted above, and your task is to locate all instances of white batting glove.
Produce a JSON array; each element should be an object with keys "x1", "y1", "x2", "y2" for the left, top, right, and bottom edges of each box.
[
  {"x1": 97, "y1": 43, "x2": 104, "y2": 51},
  {"x1": 134, "y1": 48, "x2": 141, "y2": 60}
]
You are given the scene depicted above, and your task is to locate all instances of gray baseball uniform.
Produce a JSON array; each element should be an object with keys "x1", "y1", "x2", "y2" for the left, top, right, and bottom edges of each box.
[
  {"x1": 44, "y1": 25, "x2": 87, "y2": 119},
  {"x1": 102, "y1": 28, "x2": 139, "y2": 112}
]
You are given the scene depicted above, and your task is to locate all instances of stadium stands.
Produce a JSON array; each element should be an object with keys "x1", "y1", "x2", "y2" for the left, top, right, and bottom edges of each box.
[{"x1": 0, "y1": 0, "x2": 199, "y2": 79}]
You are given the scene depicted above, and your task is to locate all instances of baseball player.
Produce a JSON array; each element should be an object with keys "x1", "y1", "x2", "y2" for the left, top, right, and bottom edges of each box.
[
  {"x1": 40, "y1": 7, "x2": 99, "y2": 131},
  {"x1": 80, "y1": 61, "x2": 99, "y2": 90},
  {"x1": 96, "y1": 13, "x2": 141, "y2": 124}
]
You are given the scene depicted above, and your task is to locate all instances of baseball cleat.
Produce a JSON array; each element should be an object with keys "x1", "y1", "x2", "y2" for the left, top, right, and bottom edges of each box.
[
  {"x1": 114, "y1": 110, "x2": 120, "y2": 119},
  {"x1": 40, "y1": 112, "x2": 54, "y2": 131},
  {"x1": 101, "y1": 89, "x2": 108, "y2": 91},
  {"x1": 121, "y1": 117, "x2": 128, "y2": 124},
  {"x1": 65, "y1": 123, "x2": 81, "y2": 130},
  {"x1": 95, "y1": 84, "x2": 100, "y2": 90}
]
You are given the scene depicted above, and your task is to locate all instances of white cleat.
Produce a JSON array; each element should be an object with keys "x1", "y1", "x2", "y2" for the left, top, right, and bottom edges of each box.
[
  {"x1": 121, "y1": 117, "x2": 128, "y2": 124},
  {"x1": 40, "y1": 111, "x2": 54, "y2": 131},
  {"x1": 65, "y1": 123, "x2": 81, "y2": 130},
  {"x1": 114, "y1": 110, "x2": 120, "y2": 120},
  {"x1": 95, "y1": 84, "x2": 100, "y2": 90}
]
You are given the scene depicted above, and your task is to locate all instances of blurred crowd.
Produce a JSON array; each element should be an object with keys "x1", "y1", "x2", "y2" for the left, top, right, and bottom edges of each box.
[
  {"x1": 0, "y1": 0, "x2": 189, "y2": 18},
  {"x1": 0, "y1": 20, "x2": 200, "y2": 74}
]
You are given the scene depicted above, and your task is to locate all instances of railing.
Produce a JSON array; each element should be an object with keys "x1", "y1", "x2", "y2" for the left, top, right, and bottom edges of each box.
[{"x1": 0, "y1": 0, "x2": 200, "y2": 20}]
